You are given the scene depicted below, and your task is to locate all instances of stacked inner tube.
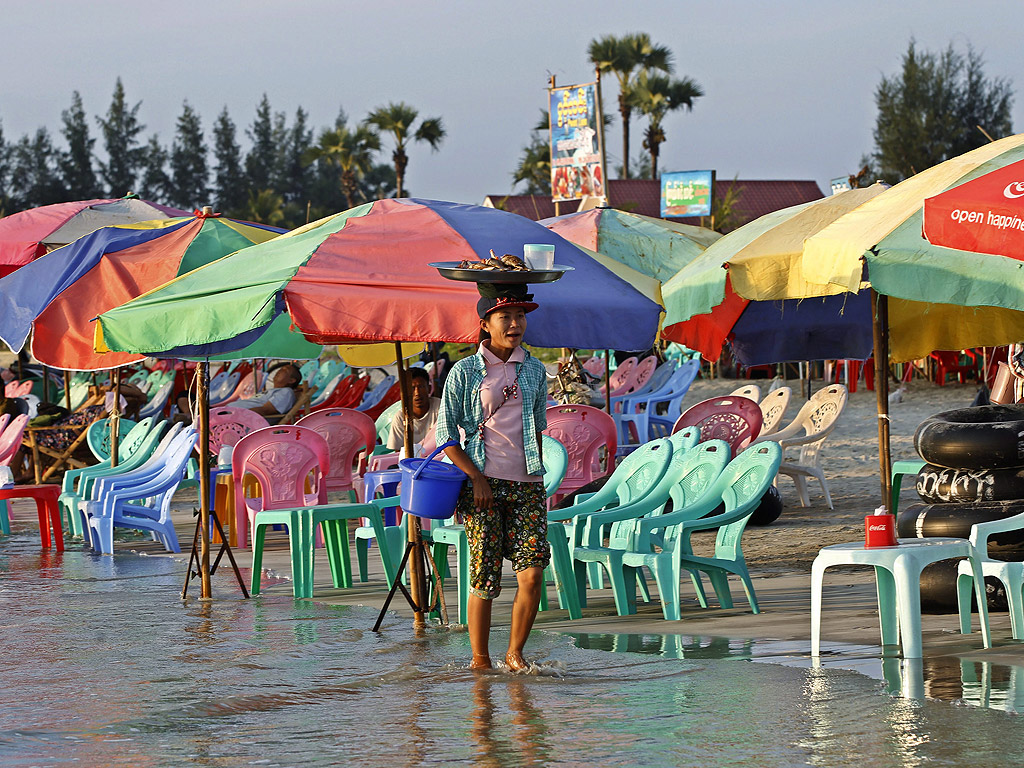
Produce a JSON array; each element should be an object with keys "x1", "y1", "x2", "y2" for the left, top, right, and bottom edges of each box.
[{"x1": 900, "y1": 404, "x2": 1024, "y2": 613}]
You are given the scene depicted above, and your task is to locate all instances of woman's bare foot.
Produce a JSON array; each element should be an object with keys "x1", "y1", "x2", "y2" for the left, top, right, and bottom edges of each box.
[
  {"x1": 470, "y1": 654, "x2": 493, "y2": 670},
  {"x1": 505, "y1": 650, "x2": 530, "y2": 671}
]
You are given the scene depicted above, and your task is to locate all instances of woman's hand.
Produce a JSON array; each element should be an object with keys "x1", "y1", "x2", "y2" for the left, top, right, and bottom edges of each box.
[{"x1": 471, "y1": 473, "x2": 493, "y2": 513}]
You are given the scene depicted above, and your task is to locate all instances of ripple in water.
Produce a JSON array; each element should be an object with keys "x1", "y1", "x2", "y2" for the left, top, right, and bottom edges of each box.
[{"x1": 0, "y1": 523, "x2": 1020, "y2": 767}]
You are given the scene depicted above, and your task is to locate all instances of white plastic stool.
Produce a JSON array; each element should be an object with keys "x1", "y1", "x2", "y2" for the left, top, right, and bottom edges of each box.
[{"x1": 811, "y1": 537, "x2": 991, "y2": 658}]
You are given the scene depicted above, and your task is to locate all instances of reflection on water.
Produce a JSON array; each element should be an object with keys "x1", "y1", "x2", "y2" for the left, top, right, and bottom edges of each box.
[{"x1": 0, "y1": 521, "x2": 1020, "y2": 767}]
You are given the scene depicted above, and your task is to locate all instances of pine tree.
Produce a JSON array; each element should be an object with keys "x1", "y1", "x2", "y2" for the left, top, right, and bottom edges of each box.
[
  {"x1": 169, "y1": 101, "x2": 209, "y2": 210},
  {"x1": 10, "y1": 128, "x2": 67, "y2": 208},
  {"x1": 59, "y1": 91, "x2": 100, "y2": 199},
  {"x1": 245, "y1": 95, "x2": 276, "y2": 194},
  {"x1": 95, "y1": 78, "x2": 146, "y2": 196},
  {"x1": 138, "y1": 135, "x2": 171, "y2": 204},
  {"x1": 211, "y1": 107, "x2": 246, "y2": 215},
  {"x1": 278, "y1": 107, "x2": 312, "y2": 206}
]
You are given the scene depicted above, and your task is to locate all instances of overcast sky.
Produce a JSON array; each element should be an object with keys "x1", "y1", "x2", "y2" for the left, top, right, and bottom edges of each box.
[{"x1": 1, "y1": 1, "x2": 1021, "y2": 204}]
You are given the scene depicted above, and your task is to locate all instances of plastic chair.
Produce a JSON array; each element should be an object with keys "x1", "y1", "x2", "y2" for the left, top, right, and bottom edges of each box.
[
  {"x1": 729, "y1": 384, "x2": 761, "y2": 402},
  {"x1": 640, "y1": 360, "x2": 703, "y2": 441},
  {"x1": 310, "y1": 373, "x2": 345, "y2": 408},
  {"x1": 612, "y1": 360, "x2": 677, "y2": 414},
  {"x1": 615, "y1": 355, "x2": 657, "y2": 398},
  {"x1": 812, "y1": 537, "x2": 991, "y2": 659},
  {"x1": 208, "y1": 407, "x2": 270, "y2": 457},
  {"x1": 758, "y1": 387, "x2": 791, "y2": 436},
  {"x1": 600, "y1": 356, "x2": 637, "y2": 399},
  {"x1": 5, "y1": 380, "x2": 34, "y2": 398},
  {"x1": 930, "y1": 350, "x2": 977, "y2": 386},
  {"x1": 0, "y1": 415, "x2": 29, "y2": 466},
  {"x1": 81, "y1": 426, "x2": 198, "y2": 554},
  {"x1": 138, "y1": 381, "x2": 173, "y2": 419},
  {"x1": 208, "y1": 371, "x2": 242, "y2": 405},
  {"x1": 221, "y1": 370, "x2": 265, "y2": 405},
  {"x1": 361, "y1": 381, "x2": 402, "y2": 422},
  {"x1": 753, "y1": 384, "x2": 848, "y2": 508},
  {"x1": 0, "y1": 483, "x2": 63, "y2": 550},
  {"x1": 957, "y1": 511, "x2": 1024, "y2": 640},
  {"x1": 0, "y1": 414, "x2": 9, "y2": 445},
  {"x1": 374, "y1": 400, "x2": 403, "y2": 445},
  {"x1": 241, "y1": 426, "x2": 393, "y2": 598},
  {"x1": 59, "y1": 421, "x2": 170, "y2": 537},
  {"x1": 582, "y1": 355, "x2": 606, "y2": 378},
  {"x1": 673, "y1": 395, "x2": 763, "y2": 455},
  {"x1": 356, "y1": 375, "x2": 396, "y2": 412},
  {"x1": 891, "y1": 459, "x2": 926, "y2": 515},
  {"x1": 85, "y1": 417, "x2": 140, "y2": 461},
  {"x1": 543, "y1": 405, "x2": 618, "y2": 507},
  {"x1": 295, "y1": 408, "x2": 376, "y2": 497}
]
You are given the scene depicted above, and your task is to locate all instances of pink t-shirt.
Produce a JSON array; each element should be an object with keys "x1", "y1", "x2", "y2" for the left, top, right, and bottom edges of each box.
[{"x1": 478, "y1": 342, "x2": 542, "y2": 482}]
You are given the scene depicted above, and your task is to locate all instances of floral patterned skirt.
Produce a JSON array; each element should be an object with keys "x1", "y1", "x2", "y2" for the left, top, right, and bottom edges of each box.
[{"x1": 458, "y1": 477, "x2": 549, "y2": 600}]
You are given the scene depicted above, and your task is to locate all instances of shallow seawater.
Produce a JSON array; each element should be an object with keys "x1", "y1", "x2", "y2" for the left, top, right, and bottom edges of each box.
[{"x1": 1, "y1": 522, "x2": 1022, "y2": 768}]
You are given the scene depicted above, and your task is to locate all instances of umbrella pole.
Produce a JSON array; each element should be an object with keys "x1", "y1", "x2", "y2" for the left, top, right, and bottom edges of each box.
[
  {"x1": 110, "y1": 368, "x2": 122, "y2": 468},
  {"x1": 604, "y1": 351, "x2": 612, "y2": 414},
  {"x1": 42, "y1": 365, "x2": 50, "y2": 404},
  {"x1": 395, "y1": 343, "x2": 427, "y2": 626},
  {"x1": 871, "y1": 290, "x2": 893, "y2": 512},
  {"x1": 197, "y1": 360, "x2": 213, "y2": 599},
  {"x1": 63, "y1": 370, "x2": 71, "y2": 411}
]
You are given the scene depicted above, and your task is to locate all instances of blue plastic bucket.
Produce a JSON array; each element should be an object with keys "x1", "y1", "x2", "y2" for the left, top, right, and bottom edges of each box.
[{"x1": 398, "y1": 441, "x2": 467, "y2": 519}]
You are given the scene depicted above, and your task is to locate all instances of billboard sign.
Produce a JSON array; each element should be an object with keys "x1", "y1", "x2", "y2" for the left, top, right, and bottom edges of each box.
[
  {"x1": 661, "y1": 170, "x2": 714, "y2": 217},
  {"x1": 830, "y1": 176, "x2": 852, "y2": 195},
  {"x1": 549, "y1": 83, "x2": 605, "y2": 202}
]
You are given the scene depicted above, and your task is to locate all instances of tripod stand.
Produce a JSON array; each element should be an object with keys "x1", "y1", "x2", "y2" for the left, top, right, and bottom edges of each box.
[
  {"x1": 181, "y1": 504, "x2": 249, "y2": 600},
  {"x1": 372, "y1": 534, "x2": 448, "y2": 631}
]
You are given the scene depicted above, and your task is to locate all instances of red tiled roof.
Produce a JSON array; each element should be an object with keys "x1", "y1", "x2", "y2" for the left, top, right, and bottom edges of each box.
[{"x1": 484, "y1": 179, "x2": 824, "y2": 229}]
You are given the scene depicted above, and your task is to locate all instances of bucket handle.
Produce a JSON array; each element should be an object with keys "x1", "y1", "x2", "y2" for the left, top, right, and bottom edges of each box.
[{"x1": 411, "y1": 439, "x2": 459, "y2": 482}]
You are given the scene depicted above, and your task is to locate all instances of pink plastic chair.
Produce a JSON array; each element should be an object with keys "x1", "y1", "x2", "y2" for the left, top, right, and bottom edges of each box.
[
  {"x1": 543, "y1": 405, "x2": 618, "y2": 506},
  {"x1": 232, "y1": 425, "x2": 329, "y2": 549},
  {"x1": 0, "y1": 415, "x2": 29, "y2": 466},
  {"x1": 0, "y1": 414, "x2": 10, "y2": 443},
  {"x1": 296, "y1": 408, "x2": 376, "y2": 496},
  {"x1": 672, "y1": 396, "x2": 763, "y2": 455},
  {"x1": 208, "y1": 406, "x2": 270, "y2": 457},
  {"x1": 618, "y1": 355, "x2": 657, "y2": 397},
  {"x1": 600, "y1": 357, "x2": 637, "y2": 399},
  {"x1": 5, "y1": 381, "x2": 33, "y2": 398},
  {"x1": 582, "y1": 355, "x2": 606, "y2": 378}
]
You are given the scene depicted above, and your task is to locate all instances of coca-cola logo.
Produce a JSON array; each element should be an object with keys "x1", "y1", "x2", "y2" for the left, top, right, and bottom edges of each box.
[
  {"x1": 1003, "y1": 181, "x2": 1024, "y2": 199},
  {"x1": 868, "y1": 524, "x2": 888, "y2": 531}
]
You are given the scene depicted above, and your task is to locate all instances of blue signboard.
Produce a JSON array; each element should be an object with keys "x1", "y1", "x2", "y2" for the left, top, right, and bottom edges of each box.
[{"x1": 661, "y1": 170, "x2": 714, "y2": 217}]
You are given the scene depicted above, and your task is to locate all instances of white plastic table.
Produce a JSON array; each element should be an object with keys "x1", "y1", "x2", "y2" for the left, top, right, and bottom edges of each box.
[{"x1": 811, "y1": 537, "x2": 991, "y2": 659}]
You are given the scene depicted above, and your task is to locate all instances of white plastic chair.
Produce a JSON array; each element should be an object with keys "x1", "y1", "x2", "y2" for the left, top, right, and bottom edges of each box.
[
  {"x1": 957, "y1": 512, "x2": 1024, "y2": 640},
  {"x1": 729, "y1": 384, "x2": 761, "y2": 402},
  {"x1": 758, "y1": 386, "x2": 792, "y2": 436},
  {"x1": 753, "y1": 384, "x2": 847, "y2": 508}
]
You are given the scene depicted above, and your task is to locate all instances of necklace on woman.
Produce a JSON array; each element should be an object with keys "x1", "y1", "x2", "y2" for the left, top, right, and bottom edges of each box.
[{"x1": 501, "y1": 360, "x2": 520, "y2": 401}]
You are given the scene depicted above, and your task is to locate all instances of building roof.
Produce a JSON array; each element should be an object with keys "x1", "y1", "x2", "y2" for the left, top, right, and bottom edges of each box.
[{"x1": 483, "y1": 178, "x2": 825, "y2": 231}]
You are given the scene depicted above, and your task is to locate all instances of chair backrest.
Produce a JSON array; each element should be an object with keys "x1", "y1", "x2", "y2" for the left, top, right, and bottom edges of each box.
[
  {"x1": 543, "y1": 405, "x2": 618, "y2": 499},
  {"x1": 666, "y1": 439, "x2": 732, "y2": 516},
  {"x1": 224, "y1": 370, "x2": 264, "y2": 404},
  {"x1": 311, "y1": 373, "x2": 345, "y2": 406},
  {"x1": 730, "y1": 384, "x2": 761, "y2": 402},
  {"x1": 586, "y1": 437, "x2": 673, "y2": 510},
  {"x1": 311, "y1": 360, "x2": 344, "y2": 394},
  {"x1": 139, "y1": 381, "x2": 174, "y2": 418},
  {"x1": 361, "y1": 381, "x2": 402, "y2": 422},
  {"x1": 208, "y1": 406, "x2": 270, "y2": 455},
  {"x1": 375, "y1": 400, "x2": 403, "y2": 443},
  {"x1": 758, "y1": 387, "x2": 792, "y2": 436},
  {"x1": 541, "y1": 434, "x2": 569, "y2": 499},
  {"x1": 0, "y1": 413, "x2": 9, "y2": 438},
  {"x1": 788, "y1": 384, "x2": 848, "y2": 461},
  {"x1": 582, "y1": 355, "x2": 606, "y2": 378},
  {"x1": 86, "y1": 416, "x2": 147, "y2": 462},
  {"x1": 233, "y1": 425, "x2": 329, "y2": 514},
  {"x1": 357, "y1": 375, "x2": 396, "y2": 411},
  {"x1": 607, "y1": 357, "x2": 637, "y2": 392},
  {"x1": 707, "y1": 442, "x2": 782, "y2": 558},
  {"x1": 9, "y1": 380, "x2": 34, "y2": 397},
  {"x1": 673, "y1": 396, "x2": 763, "y2": 454},
  {"x1": 336, "y1": 375, "x2": 370, "y2": 409},
  {"x1": 0, "y1": 414, "x2": 29, "y2": 465},
  {"x1": 622, "y1": 355, "x2": 658, "y2": 395},
  {"x1": 211, "y1": 371, "x2": 241, "y2": 400},
  {"x1": 295, "y1": 408, "x2": 377, "y2": 491},
  {"x1": 639, "y1": 360, "x2": 677, "y2": 397}
]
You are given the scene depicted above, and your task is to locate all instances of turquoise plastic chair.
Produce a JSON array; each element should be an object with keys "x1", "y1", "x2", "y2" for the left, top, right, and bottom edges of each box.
[
  {"x1": 572, "y1": 438, "x2": 730, "y2": 614},
  {"x1": 86, "y1": 417, "x2": 140, "y2": 462},
  {"x1": 957, "y1": 511, "x2": 1024, "y2": 640}
]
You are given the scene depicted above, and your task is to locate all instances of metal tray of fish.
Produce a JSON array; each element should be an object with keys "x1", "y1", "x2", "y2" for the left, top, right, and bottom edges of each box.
[{"x1": 429, "y1": 262, "x2": 574, "y2": 283}]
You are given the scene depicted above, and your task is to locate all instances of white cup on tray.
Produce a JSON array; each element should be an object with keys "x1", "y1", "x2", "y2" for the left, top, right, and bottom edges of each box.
[{"x1": 523, "y1": 244, "x2": 555, "y2": 270}]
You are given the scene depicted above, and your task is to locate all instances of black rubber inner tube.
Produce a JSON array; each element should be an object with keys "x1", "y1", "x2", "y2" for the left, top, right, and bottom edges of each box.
[
  {"x1": 897, "y1": 501, "x2": 1024, "y2": 554},
  {"x1": 915, "y1": 463, "x2": 1024, "y2": 503},
  {"x1": 914, "y1": 404, "x2": 1024, "y2": 470}
]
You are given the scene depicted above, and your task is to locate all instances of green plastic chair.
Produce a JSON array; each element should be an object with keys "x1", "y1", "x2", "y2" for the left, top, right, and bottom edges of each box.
[
  {"x1": 58, "y1": 419, "x2": 167, "y2": 536},
  {"x1": 86, "y1": 417, "x2": 140, "y2": 461},
  {"x1": 372, "y1": 400, "x2": 403, "y2": 455},
  {"x1": 251, "y1": 496, "x2": 394, "y2": 600},
  {"x1": 581, "y1": 442, "x2": 781, "y2": 620}
]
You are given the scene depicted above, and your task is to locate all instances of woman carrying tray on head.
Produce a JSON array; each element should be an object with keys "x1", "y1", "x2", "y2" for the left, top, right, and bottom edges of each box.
[{"x1": 435, "y1": 284, "x2": 550, "y2": 671}]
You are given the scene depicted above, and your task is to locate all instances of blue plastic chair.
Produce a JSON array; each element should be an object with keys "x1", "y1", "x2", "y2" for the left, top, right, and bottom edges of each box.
[
  {"x1": 208, "y1": 372, "x2": 241, "y2": 406},
  {"x1": 356, "y1": 375, "x2": 396, "y2": 412},
  {"x1": 81, "y1": 426, "x2": 198, "y2": 553},
  {"x1": 620, "y1": 359, "x2": 702, "y2": 446},
  {"x1": 139, "y1": 381, "x2": 174, "y2": 419},
  {"x1": 610, "y1": 360, "x2": 677, "y2": 414}
]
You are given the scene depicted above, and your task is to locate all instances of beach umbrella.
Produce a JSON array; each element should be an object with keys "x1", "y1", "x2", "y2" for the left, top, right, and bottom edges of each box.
[
  {"x1": 540, "y1": 207, "x2": 721, "y2": 283},
  {"x1": 0, "y1": 195, "x2": 188, "y2": 278},
  {"x1": 0, "y1": 209, "x2": 289, "y2": 371},
  {"x1": 661, "y1": 184, "x2": 888, "y2": 365},
  {"x1": 95, "y1": 198, "x2": 663, "y2": 610},
  {"x1": 94, "y1": 198, "x2": 663, "y2": 356}
]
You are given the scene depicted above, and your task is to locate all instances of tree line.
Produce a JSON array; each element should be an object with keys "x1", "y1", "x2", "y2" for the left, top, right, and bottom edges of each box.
[{"x1": 0, "y1": 78, "x2": 445, "y2": 229}]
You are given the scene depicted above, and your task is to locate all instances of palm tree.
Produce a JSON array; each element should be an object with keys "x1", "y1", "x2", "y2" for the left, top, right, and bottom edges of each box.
[
  {"x1": 364, "y1": 102, "x2": 445, "y2": 198},
  {"x1": 305, "y1": 124, "x2": 380, "y2": 209},
  {"x1": 628, "y1": 72, "x2": 704, "y2": 178},
  {"x1": 588, "y1": 32, "x2": 673, "y2": 179}
]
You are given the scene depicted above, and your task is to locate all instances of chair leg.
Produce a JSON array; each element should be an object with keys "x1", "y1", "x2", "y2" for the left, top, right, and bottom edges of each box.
[
  {"x1": 546, "y1": 531, "x2": 581, "y2": 620},
  {"x1": 811, "y1": 558, "x2": 827, "y2": 656},
  {"x1": 650, "y1": 559, "x2": 680, "y2": 621},
  {"x1": 456, "y1": 534, "x2": 470, "y2": 625},
  {"x1": 687, "y1": 568, "x2": 710, "y2": 608},
  {"x1": 321, "y1": 520, "x2": 353, "y2": 590},
  {"x1": 0, "y1": 499, "x2": 8, "y2": 535},
  {"x1": 706, "y1": 569, "x2": 733, "y2": 609},
  {"x1": 356, "y1": 537, "x2": 370, "y2": 583},
  {"x1": 956, "y1": 569, "x2": 975, "y2": 635},
  {"x1": 817, "y1": 472, "x2": 833, "y2": 510},
  {"x1": 791, "y1": 474, "x2": 810, "y2": 507},
  {"x1": 251, "y1": 522, "x2": 268, "y2": 595},
  {"x1": 966, "y1": 553, "x2": 992, "y2": 649},
  {"x1": 875, "y1": 566, "x2": 900, "y2": 648},
  {"x1": 607, "y1": 561, "x2": 634, "y2": 617},
  {"x1": 573, "y1": 560, "x2": 589, "y2": 610},
  {"x1": 1008, "y1": 572, "x2": 1024, "y2": 640}
]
